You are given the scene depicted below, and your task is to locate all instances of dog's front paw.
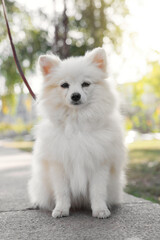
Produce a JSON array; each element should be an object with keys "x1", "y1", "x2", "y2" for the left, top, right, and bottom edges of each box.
[
  {"x1": 92, "y1": 208, "x2": 111, "y2": 219},
  {"x1": 52, "y1": 208, "x2": 69, "y2": 218}
]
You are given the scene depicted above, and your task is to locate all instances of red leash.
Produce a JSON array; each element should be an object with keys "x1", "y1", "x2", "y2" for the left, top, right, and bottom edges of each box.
[{"x1": 1, "y1": 0, "x2": 36, "y2": 100}]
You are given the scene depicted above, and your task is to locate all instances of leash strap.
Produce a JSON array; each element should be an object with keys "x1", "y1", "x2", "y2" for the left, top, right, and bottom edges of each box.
[{"x1": 1, "y1": 0, "x2": 36, "y2": 100}]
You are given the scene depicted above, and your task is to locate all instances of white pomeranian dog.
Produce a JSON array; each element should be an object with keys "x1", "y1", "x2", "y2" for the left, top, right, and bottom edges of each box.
[{"x1": 28, "y1": 48, "x2": 126, "y2": 219}]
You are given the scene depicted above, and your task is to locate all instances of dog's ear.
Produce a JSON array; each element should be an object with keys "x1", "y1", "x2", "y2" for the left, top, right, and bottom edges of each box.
[
  {"x1": 38, "y1": 55, "x2": 61, "y2": 77},
  {"x1": 86, "y1": 48, "x2": 106, "y2": 73}
]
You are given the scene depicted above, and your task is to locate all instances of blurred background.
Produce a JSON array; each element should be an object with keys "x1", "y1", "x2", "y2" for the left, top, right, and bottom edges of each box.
[{"x1": 0, "y1": 0, "x2": 160, "y2": 204}]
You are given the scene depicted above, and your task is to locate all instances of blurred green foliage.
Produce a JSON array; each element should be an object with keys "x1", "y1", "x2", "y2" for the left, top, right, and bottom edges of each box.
[
  {"x1": 0, "y1": 0, "x2": 51, "y2": 110},
  {"x1": 0, "y1": 0, "x2": 128, "y2": 109},
  {"x1": 1, "y1": 0, "x2": 160, "y2": 134},
  {"x1": 56, "y1": 0, "x2": 128, "y2": 57},
  {"x1": 120, "y1": 62, "x2": 160, "y2": 133}
]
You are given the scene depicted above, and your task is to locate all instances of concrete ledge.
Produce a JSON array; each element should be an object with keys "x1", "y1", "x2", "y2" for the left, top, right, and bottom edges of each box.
[{"x1": 0, "y1": 143, "x2": 160, "y2": 240}]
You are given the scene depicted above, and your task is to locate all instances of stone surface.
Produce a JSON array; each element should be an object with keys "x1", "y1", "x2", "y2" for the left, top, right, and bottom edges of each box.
[
  {"x1": 0, "y1": 140, "x2": 160, "y2": 240},
  {"x1": 0, "y1": 141, "x2": 31, "y2": 211}
]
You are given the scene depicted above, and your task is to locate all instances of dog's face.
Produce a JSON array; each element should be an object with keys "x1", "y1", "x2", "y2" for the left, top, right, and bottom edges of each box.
[
  {"x1": 38, "y1": 48, "x2": 107, "y2": 111},
  {"x1": 58, "y1": 75, "x2": 91, "y2": 107}
]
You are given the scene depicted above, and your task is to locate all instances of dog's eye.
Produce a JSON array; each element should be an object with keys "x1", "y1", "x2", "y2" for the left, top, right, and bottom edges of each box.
[
  {"x1": 82, "y1": 82, "x2": 90, "y2": 87},
  {"x1": 61, "y1": 82, "x2": 69, "y2": 88}
]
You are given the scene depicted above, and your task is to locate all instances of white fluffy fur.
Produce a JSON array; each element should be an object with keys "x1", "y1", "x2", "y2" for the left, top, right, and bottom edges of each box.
[{"x1": 28, "y1": 48, "x2": 126, "y2": 219}]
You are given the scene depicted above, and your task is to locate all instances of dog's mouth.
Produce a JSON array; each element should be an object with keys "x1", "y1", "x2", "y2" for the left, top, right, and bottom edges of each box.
[{"x1": 71, "y1": 101, "x2": 82, "y2": 106}]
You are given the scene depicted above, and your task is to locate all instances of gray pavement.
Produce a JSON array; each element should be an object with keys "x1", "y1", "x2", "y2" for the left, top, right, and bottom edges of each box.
[{"x1": 0, "y1": 140, "x2": 160, "y2": 240}]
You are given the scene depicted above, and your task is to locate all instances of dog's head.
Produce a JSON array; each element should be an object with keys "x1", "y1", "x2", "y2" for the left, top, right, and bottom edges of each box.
[
  {"x1": 38, "y1": 48, "x2": 115, "y2": 120},
  {"x1": 39, "y1": 48, "x2": 106, "y2": 105}
]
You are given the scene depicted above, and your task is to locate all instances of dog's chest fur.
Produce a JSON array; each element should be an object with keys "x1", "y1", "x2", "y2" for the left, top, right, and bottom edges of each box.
[{"x1": 39, "y1": 117, "x2": 112, "y2": 197}]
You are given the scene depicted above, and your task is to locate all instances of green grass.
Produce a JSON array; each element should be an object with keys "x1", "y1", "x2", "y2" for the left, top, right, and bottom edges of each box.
[{"x1": 125, "y1": 140, "x2": 160, "y2": 204}]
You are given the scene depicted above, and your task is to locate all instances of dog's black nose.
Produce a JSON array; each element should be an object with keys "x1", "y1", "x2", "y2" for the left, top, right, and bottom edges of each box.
[{"x1": 71, "y1": 93, "x2": 81, "y2": 102}]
